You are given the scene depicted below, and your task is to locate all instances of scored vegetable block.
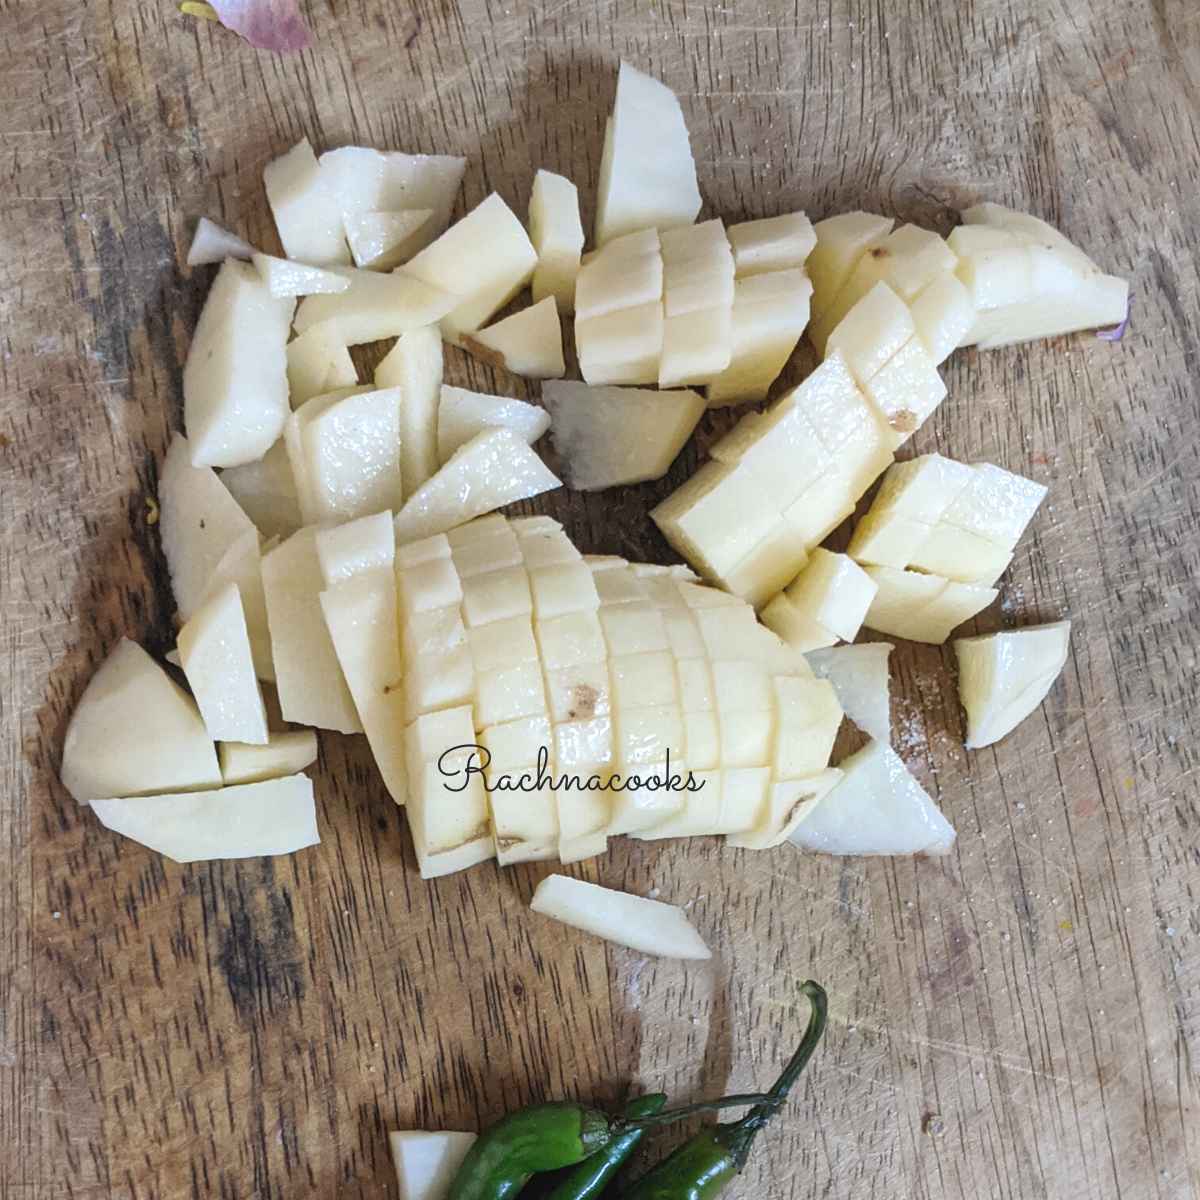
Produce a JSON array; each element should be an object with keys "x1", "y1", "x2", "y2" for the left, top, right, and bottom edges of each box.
[
  {"x1": 436, "y1": 386, "x2": 551, "y2": 463},
  {"x1": 263, "y1": 138, "x2": 351, "y2": 267},
  {"x1": 90, "y1": 774, "x2": 320, "y2": 864},
  {"x1": 727, "y1": 768, "x2": 843, "y2": 849},
  {"x1": 862, "y1": 564, "x2": 997, "y2": 644},
  {"x1": 727, "y1": 212, "x2": 816, "y2": 277},
  {"x1": 183, "y1": 260, "x2": 295, "y2": 468},
  {"x1": 528, "y1": 169, "x2": 584, "y2": 313},
  {"x1": 375, "y1": 325, "x2": 443, "y2": 501},
  {"x1": 261, "y1": 528, "x2": 362, "y2": 733},
  {"x1": 658, "y1": 220, "x2": 735, "y2": 387},
  {"x1": 462, "y1": 297, "x2": 566, "y2": 379},
  {"x1": 60, "y1": 639, "x2": 222, "y2": 804},
  {"x1": 402, "y1": 192, "x2": 538, "y2": 343},
  {"x1": 955, "y1": 620, "x2": 1071, "y2": 748},
  {"x1": 542, "y1": 381, "x2": 705, "y2": 491},
  {"x1": 807, "y1": 211, "x2": 895, "y2": 320},
  {"x1": 393, "y1": 429, "x2": 561, "y2": 544},
  {"x1": 760, "y1": 549, "x2": 878, "y2": 652},
  {"x1": 594, "y1": 61, "x2": 702, "y2": 246}
]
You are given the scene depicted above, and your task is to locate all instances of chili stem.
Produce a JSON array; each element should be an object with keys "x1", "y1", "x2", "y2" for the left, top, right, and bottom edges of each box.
[{"x1": 621, "y1": 1093, "x2": 775, "y2": 1129}]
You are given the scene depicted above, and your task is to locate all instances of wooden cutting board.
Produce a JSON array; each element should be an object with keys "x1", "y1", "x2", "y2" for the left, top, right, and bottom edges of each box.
[{"x1": 2, "y1": 2, "x2": 1197, "y2": 1196}]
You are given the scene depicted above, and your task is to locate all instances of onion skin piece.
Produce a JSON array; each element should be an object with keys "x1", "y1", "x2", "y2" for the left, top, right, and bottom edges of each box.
[
  {"x1": 1097, "y1": 298, "x2": 1130, "y2": 342},
  {"x1": 181, "y1": 0, "x2": 313, "y2": 52}
]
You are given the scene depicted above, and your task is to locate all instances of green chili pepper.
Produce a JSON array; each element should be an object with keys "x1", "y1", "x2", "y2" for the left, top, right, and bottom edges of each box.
[
  {"x1": 445, "y1": 1094, "x2": 778, "y2": 1200},
  {"x1": 543, "y1": 1092, "x2": 667, "y2": 1200},
  {"x1": 618, "y1": 980, "x2": 828, "y2": 1199}
]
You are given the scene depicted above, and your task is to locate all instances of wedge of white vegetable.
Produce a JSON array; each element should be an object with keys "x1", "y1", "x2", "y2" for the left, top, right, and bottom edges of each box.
[
  {"x1": 159, "y1": 432, "x2": 259, "y2": 620},
  {"x1": 863, "y1": 565, "x2": 996, "y2": 644},
  {"x1": 594, "y1": 61, "x2": 701, "y2": 245},
  {"x1": 292, "y1": 269, "x2": 457, "y2": 345},
  {"x1": 187, "y1": 217, "x2": 253, "y2": 266},
  {"x1": 261, "y1": 528, "x2": 362, "y2": 733},
  {"x1": 252, "y1": 253, "x2": 351, "y2": 297},
  {"x1": 219, "y1": 730, "x2": 318, "y2": 785},
  {"x1": 790, "y1": 739, "x2": 955, "y2": 856},
  {"x1": 389, "y1": 1131, "x2": 477, "y2": 1200},
  {"x1": 285, "y1": 323, "x2": 358, "y2": 407},
  {"x1": 462, "y1": 297, "x2": 565, "y2": 379},
  {"x1": 318, "y1": 146, "x2": 465, "y2": 257},
  {"x1": 177, "y1": 581, "x2": 269, "y2": 744},
  {"x1": 219, "y1": 441, "x2": 302, "y2": 543},
  {"x1": 283, "y1": 386, "x2": 375, "y2": 523},
  {"x1": 529, "y1": 169, "x2": 584, "y2": 312},
  {"x1": 376, "y1": 325, "x2": 443, "y2": 500},
  {"x1": 196, "y1": 528, "x2": 274, "y2": 681},
  {"x1": 542, "y1": 381, "x2": 704, "y2": 491},
  {"x1": 403, "y1": 193, "x2": 538, "y2": 343},
  {"x1": 955, "y1": 620, "x2": 1071, "y2": 748},
  {"x1": 183, "y1": 260, "x2": 294, "y2": 467},
  {"x1": 61, "y1": 640, "x2": 221, "y2": 803},
  {"x1": 727, "y1": 768, "x2": 843, "y2": 849},
  {"x1": 342, "y1": 209, "x2": 433, "y2": 270},
  {"x1": 393, "y1": 429, "x2": 561, "y2": 545},
  {"x1": 263, "y1": 138, "x2": 350, "y2": 267},
  {"x1": 437, "y1": 386, "x2": 551, "y2": 463},
  {"x1": 91, "y1": 774, "x2": 319, "y2": 863},
  {"x1": 805, "y1": 643, "x2": 893, "y2": 742},
  {"x1": 530, "y1": 874, "x2": 711, "y2": 960}
]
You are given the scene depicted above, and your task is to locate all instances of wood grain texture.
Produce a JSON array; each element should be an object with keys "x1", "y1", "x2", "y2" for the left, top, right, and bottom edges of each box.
[{"x1": 2, "y1": 0, "x2": 1198, "y2": 1196}]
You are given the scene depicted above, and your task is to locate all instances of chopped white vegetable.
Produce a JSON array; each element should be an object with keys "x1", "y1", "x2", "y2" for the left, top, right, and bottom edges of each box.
[
  {"x1": 186, "y1": 217, "x2": 254, "y2": 266},
  {"x1": 219, "y1": 442, "x2": 302, "y2": 543},
  {"x1": 790, "y1": 739, "x2": 955, "y2": 856},
  {"x1": 436, "y1": 386, "x2": 551, "y2": 463},
  {"x1": 183, "y1": 260, "x2": 294, "y2": 467},
  {"x1": 315, "y1": 511, "x2": 396, "y2": 585},
  {"x1": 462, "y1": 297, "x2": 565, "y2": 379},
  {"x1": 251, "y1": 253, "x2": 351, "y2": 297},
  {"x1": 393, "y1": 429, "x2": 561, "y2": 545},
  {"x1": 376, "y1": 326, "x2": 443, "y2": 500},
  {"x1": 319, "y1": 146, "x2": 466, "y2": 258},
  {"x1": 60, "y1": 640, "x2": 221, "y2": 803},
  {"x1": 91, "y1": 774, "x2": 319, "y2": 863},
  {"x1": 727, "y1": 768, "x2": 843, "y2": 849},
  {"x1": 955, "y1": 621, "x2": 1071, "y2": 748},
  {"x1": 285, "y1": 324, "x2": 359, "y2": 406},
  {"x1": 219, "y1": 730, "x2": 318, "y2": 785},
  {"x1": 159, "y1": 432, "x2": 258, "y2": 620},
  {"x1": 389, "y1": 1131, "x2": 477, "y2": 1200},
  {"x1": 261, "y1": 529, "x2": 362, "y2": 733},
  {"x1": 542, "y1": 381, "x2": 704, "y2": 491},
  {"x1": 403, "y1": 193, "x2": 538, "y2": 343},
  {"x1": 528, "y1": 169, "x2": 584, "y2": 312},
  {"x1": 343, "y1": 209, "x2": 433, "y2": 270},
  {"x1": 805, "y1": 642, "x2": 893, "y2": 742},
  {"x1": 530, "y1": 874, "x2": 711, "y2": 960},
  {"x1": 263, "y1": 138, "x2": 351, "y2": 267},
  {"x1": 177, "y1": 581, "x2": 269, "y2": 744},
  {"x1": 293, "y1": 269, "x2": 457, "y2": 345},
  {"x1": 594, "y1": 61, "x2": 701, "y2": 246}
]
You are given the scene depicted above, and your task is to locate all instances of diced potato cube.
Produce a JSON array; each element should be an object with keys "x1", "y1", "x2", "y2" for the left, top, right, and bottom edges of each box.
[
  {"x1": 395, "y1": 532, "x2": 451, "y2": 569},
  {"x1": 664, "y1": 608, "x2": 706, "y2": 659},
  {"x1": 489, "y1": 780, "x2": 559, "y2": 865},
  {"x1": 446, "y1": 514, "x2": 511, "y2": 546},
  {"x1": 545, "y1": 661, "x2": 612, "y2": 723},
  {"x1": 396, "y1": 556, "x2": 463, "y2": 615},
  {"x1": 710, "y1": 399, "x2": 828, "y2": 509},
  {"x1": 599, "y1": 603, "x2": 669, "y2": 655},
  {"x1": 555, "y1": 717, "x2": 614, "y2": 769},
  {"x1": 481, "y1": 716, "x2": 553, "y2": 771},
  {"x1": 263, "y1": 139, "x2": 350, "y2": 267},
  {"x1": 451, "y1": 527, "x2": 523, "y2": 578},
  {"x1": 461, "y1": 565, "x2": 532, "y2": 627},
  {"x1": 676, "y1": 658, "x2": 716, "y2": 713},
  {"x1": 528, "y1": 562, "x2": 602, "y2": 619},
  {"x1": 727, "y1": 213, "x2": 816, "y2": 276},
  {"x1": 535, "y1": 611, "x2": 608, "y2": 670},
  {"x1": 659, "y1": 307, "x2": 733, "y2": 388},
  {"x1": 824, "y1": 282, "x2": 915, "y2": 384},
  {"x1": 468, "y1": 615, "x2": 539, "y2": 672},
  {"x1": 634, "y1": 770, "x2": 721, "y2": 839},
  {"x1": 787, "y1": 352, "x2": 874, "y2": 456},
  {"x1": 860, "y1": 336, "x2": 947, "y2": 444},
  {"x1": 863, "y1": 565, "x2": 997, "y2": 644},
  {"x1": 404, "y1": 644, "x2": 475, "y2": 715},
  {"x1": 616, "y1": 705, "x2": 685, "y2": 766},
  {"x1": 675, "y1": 580, "x2": 743, "y2": 609},
  {"x1": 760, "y1": 593, "x2": 835, "y2": 653},
  {"x1": 592, "y1": 565, "x2": 648, "y2": 606},
  {"x1": 941, "y1": 463, "x2": 1048, "y2": 548},
  {"x1": 529, "y1": 169, "x2": 584, "y2": 313},
  {"x1": 720, "y1": 520, "x2": 811, "y2": 608},
  {"x1": 405, "y1": 707, "x2": 489, "y2": 854},
  {"x1": 574, "y1": 231, "x2": 663, "y2": 318},
  {"x1": 711, "y1": 660, "x2": 772, "y2": 712},
  {"x1": 780, "y1": 548, "x2": 878, "y2": 644},
  {"x1": 402, "y1": 606, "x2": 466, "y2": 658},
  {"x1": 807, "y1": 212, "x2": 895, "y2": 316},
  {"x1": 718, "y1": 711, "x2": 773, "y2": 768},
  {"x1": 516, "y1": 526, "x2": 580, "y2": 569},
  {"x1": 715, "y1": 767, "x2": 771, "y2": 833},
  {"x1": 906, "y1": 525, "x2": 1013, "y2": 586},
  {"x1": 910, "y1": 272, "x2": 975, "y2": 364},
  {"x1": 611, "y1": 652, "x2": 679, "y2": 710},
  {"x1": 773, "y1": 676, "x2": 843, "y2": 780},
  {"x1": 475, "y1": 661, "x2": 547, "y2": 726},
  {"x1": 726, "y1": 769, "x2": 844, "y2": 849},
  {"x1": 607, "y1": 762, "x2": 687, "y2": 835},
  {"x1": 576, "y1": 302, "x2": 664, "y2": 387},
  {"x1": 683, "y1": 712, "x2": 720, "y2": 770}
]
